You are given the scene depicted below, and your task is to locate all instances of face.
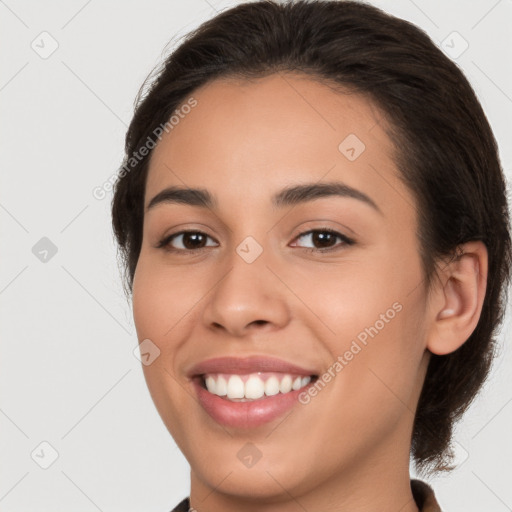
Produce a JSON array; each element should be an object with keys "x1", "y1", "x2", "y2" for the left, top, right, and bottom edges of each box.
[{"x1": 132, "y1": 73, "x2": 432, "y2": 503}]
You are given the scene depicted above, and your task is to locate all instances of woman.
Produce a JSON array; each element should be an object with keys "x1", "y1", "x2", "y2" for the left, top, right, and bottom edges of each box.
[{"x1": 111, "y1": 1, "x2": 512, "y2": 510}]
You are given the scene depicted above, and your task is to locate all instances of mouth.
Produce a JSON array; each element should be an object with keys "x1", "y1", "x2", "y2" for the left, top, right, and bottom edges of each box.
[
  {"x1": 191, "y1": 372, "x2": 319, "y2": 429},
  {"x1": 197, "y1": 372, "x2": 319, "y2": 402},
  {"x1": 188, "y1": 355, "x2": 321, "y2": 428}
]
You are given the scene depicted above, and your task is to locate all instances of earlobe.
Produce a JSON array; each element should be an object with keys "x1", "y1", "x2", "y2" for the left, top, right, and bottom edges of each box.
[{"x1": 426, "y1": 241, "x2": 488, "y2": 356}]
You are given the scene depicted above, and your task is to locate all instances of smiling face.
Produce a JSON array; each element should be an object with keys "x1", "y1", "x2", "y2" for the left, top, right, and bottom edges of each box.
[{"x1": 132, "y1": 72, "x2": 433, "y2": 509}]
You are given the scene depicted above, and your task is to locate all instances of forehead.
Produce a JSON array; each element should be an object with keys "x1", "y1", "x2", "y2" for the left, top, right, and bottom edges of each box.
[{"x1": 145, "y1": 72, "x2": 410, "y2": 217}]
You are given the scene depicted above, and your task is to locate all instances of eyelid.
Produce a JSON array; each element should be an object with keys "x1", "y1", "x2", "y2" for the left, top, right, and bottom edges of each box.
[
  {"x1": 156, "y1": 229, "x2": 219, "y2": 251},
  {"x1": 289, "y1": 219, "x2": 356, "y2": 239}
]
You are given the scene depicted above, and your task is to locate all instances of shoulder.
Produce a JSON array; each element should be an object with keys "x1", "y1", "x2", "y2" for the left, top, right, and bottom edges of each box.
[
  {"x1": 411, "y1": 479, "x2": 443, "y2": 511},
  {"x1": 169, "y1": 496, "x2": 190, "y2": 512}
]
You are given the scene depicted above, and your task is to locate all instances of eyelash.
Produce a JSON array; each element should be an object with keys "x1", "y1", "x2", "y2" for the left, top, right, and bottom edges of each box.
[{"x1": 156, "y1": 228, "x2": 355, "y2": 254}]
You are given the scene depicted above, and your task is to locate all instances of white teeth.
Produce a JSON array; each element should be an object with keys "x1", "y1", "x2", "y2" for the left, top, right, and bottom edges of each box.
[
  {"x1": 264, "y1": 376, "x2": 280, "y2": 396},
  {"x1": 216, "y1": 375, "x2": 228, "y2": 396},
  {"x1": 205, "y1": 376, "x2": 215, "y2": 393},
  {"x1": 226, "y1": 375, "x2": 244, "y2": 399},
  {"x1": 279, "y1": 375, "x2": 293, "y2": 393},
  {"x1": 245, "y1": 375, "x2": 265, "y2": 399},
  {"x1": 204, "y1": 372, "x2": 313, "y2": 400}
]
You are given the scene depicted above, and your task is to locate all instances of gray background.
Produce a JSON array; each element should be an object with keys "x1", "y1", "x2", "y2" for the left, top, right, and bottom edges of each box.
[{"x1": 1, "y1": 0, "x2": 511, "y2": 510}]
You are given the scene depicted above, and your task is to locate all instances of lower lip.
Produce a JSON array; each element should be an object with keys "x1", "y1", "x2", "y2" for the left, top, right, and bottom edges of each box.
[{"x1": 192, "y1": 378, "x2": 314, "y2": 429}]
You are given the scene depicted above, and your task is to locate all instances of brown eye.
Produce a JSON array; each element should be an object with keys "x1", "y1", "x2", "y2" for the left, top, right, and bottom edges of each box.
[
  {"x1": 157, "y1": 231, "x2": 218, "y2": 252},
  {"x1": 292, "y1": 229, "x2": 354, "y2": 252}
]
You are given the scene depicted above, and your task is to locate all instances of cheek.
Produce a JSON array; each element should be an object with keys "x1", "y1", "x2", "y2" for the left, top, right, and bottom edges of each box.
[
  {"x1": 132, "y1": 271, "x2": 163, "y2": 345},
  {"x1": 291, "y1": 247, "x2": 409, "y2": 337},
  {"x1": 300, "y1": 242, "x2": 425, "y2": 404},
  {"x1": 335, "y1": 303, "x2": 425, "y2": 436},
  {"x1": 132, "y1": 260, "x2": 184, "y2": 399},
  {"x1": 132, "y1": 260, "x2": 196, "y2": 443},
  {"x1": 132, "y1": 255, "x2": 204, "y2": 342}
]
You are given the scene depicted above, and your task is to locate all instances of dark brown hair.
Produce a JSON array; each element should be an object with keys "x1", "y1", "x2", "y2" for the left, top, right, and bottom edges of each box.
[{"x1": 111, "y1": 0, "x2": 512, "y2": 475}]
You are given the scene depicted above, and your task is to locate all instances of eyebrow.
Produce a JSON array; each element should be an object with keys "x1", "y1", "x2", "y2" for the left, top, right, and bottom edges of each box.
[{"x1": 146, "y1": 181, "x2": 382, "y2": 214}]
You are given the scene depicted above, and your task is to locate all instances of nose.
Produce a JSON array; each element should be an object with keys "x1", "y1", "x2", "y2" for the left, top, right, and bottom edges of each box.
[{"x1": 201, "y1": 248, "x2": 291, "y2": 338}]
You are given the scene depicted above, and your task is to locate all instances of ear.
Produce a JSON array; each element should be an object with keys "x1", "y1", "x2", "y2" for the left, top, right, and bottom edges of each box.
[{"x1": 425, "y1": 241, "x2": 488, "y2": 356}]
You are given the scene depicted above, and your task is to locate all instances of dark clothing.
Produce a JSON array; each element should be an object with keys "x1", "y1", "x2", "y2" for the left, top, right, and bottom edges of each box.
[{"x1": 170, "y1": 478, "x2": 442, "y2": 511}]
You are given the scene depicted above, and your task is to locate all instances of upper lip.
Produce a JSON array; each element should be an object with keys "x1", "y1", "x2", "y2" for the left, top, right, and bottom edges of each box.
[{"x1": 187, "y1": 356, "x2": 319, "y2": 378}]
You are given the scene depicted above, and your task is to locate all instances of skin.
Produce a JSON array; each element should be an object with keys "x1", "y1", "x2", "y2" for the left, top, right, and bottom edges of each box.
[{"x1": 132, "y1": 72, "x2": 488, "y2": 512}]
